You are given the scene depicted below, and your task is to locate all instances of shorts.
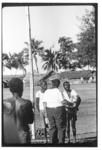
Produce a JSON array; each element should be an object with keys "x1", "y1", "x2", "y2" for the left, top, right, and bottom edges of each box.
[{"x1": 66, "y1": 109, "x2": 77, "y2": 121}]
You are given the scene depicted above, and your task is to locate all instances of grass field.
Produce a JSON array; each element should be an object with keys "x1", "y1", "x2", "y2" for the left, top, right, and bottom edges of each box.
[{"x1": 3, "y1": 82, "x2": 97, "y2": 146}]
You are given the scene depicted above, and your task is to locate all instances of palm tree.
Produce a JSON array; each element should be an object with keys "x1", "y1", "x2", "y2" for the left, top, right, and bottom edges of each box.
[
  {"x1": 2, "y1": 52, "x2": 28, "y2": 78},
  {"x1": 56, "y1": 52, "x2": 70, "y2": 70},
  {"x1": 41, "y1": 49, "x2": 59, "y2": 72},
  {"x1": 12, "y1": 52, "x2": 28, "y2": 77},
  {"x1": 2, "y1": 53, "x2": 11, "y2": 69},
  {"x1": 25, "y1": 38, "x2": 44, "y2": 74},
  {"x1": 58, "y1": 36, "x2": 80, "y2": 70},
  {"x1": 2, "y1": 53, "x2": 9, "y2": 60},
  {"x1": 58, "y1": 36, "x2": 74, "y2": 54}
]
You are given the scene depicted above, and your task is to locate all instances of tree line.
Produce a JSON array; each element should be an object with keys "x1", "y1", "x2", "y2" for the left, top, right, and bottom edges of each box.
[{"x1": 2, "y1": 8, "x2": 96, "y2": 76}]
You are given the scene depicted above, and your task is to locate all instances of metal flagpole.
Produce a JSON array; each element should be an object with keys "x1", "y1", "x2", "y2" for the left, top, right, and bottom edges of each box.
[{"x1": 27, "y1": 6, "x2": 35, "y2": 140}]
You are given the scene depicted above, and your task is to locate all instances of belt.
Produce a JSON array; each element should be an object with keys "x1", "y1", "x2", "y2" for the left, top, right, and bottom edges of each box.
[{"x1": 47, "y1": 106, "x2": 64, "y2": 109}]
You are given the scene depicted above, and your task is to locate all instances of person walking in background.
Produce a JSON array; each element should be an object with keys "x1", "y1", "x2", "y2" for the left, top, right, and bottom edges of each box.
[
  {"x1": 62, "y1": 81, "x2": 81, "y2": 143},
  {"x1": 3, "y1": 78, "x2": 34, "y2": 144},
  {"x1": 43, "y1": 78, "x2": 66, "y2": 144}
]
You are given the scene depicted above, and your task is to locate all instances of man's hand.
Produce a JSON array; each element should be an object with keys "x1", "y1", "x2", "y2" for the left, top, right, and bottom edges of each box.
[
  {"x1": 62, "y1": 99, "x2": 73, "y2": 107},
  {"x1": 73, "y1": 102, "x2": 76, "y2": 108},
  {"x1": 62, "y1": 99, "x2": 68, "y2": 106}
]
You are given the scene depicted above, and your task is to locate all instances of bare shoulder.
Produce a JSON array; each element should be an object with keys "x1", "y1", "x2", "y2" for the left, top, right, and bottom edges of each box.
[
  {"x1": 3, "y1": 97, "x2": 15, "y2": 107},
  {"x1": 4, "y1": 97, "x2": 14, "y2": 102},
  {"x1": 3, "y1": 98, "x2": 15, "y2": 112}
]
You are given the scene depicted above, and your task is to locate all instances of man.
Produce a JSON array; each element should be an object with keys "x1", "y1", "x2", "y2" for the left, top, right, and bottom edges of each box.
[
  {"x1": 36, "y1": 80, "x2": 47, "y2": 112},
  {"x1": 3, "y1": 102, "x2": 20, "y2": 145},
  {"x1": 62, "y1": 81, "x2": 81, "y2": 143},
  {"x1": 3, "y1": 78, "x2": 34, "y2": 144},
  {"x1": 35, "y1": 80, "x2": 49, "y2": 141},
  {"x1": 43, "y1": 78, "x2": 66, "y2": 144}
]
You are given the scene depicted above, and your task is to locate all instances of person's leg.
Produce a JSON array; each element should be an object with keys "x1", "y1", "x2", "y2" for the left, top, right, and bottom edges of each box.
[
  {"x1": 46, "y1": 108, "x2": 58, "y2": 143},
  {"x1": 67, "y1": 117, "x2": 70, "y2": 143},
  {"x1": 42, "y1": 111, "x2": 48, "y2": 143},
  {"x1": 26, "y1": 130, "x2": 32, "y2": 144},
  {"x1": 55, "y1": 106, "x2": 66, "y2": 144},
  {"x1": 71, "y1": 114, "x2": 77, "y2": 143},
  {"x1": 66, "y1": 111, "x2": 71, "y2": 143}
]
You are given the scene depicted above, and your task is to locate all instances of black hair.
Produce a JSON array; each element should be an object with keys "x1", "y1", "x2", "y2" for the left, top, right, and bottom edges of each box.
[
  {"x1": 63, "y1": 81, "x2": 70, "y2": 86},
  {"x1": 39, "y1": 80, "x2": 47, "y2": 86},
  {"x1": 8, "y1": 78, "x2": 23, "y2": 97},
  {"x1": 52, "y1": 79, "x2": 60, "y2": 88}
]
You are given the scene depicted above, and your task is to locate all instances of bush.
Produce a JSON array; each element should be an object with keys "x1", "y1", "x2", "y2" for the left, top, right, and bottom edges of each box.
[{"x1": 59, "y1": 70, "x2": 92, "y2": 80}]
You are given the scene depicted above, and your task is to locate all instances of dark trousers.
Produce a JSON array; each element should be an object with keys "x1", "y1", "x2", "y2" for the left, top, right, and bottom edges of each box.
[{"x1": 46, "y1": 106, "x2": 66, "y2": 144}]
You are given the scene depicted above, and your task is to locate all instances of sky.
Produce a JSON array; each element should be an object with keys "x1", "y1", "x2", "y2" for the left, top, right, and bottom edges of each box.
[{"x1": 2, "y1": 5, "x2": 93, "y2": 73}]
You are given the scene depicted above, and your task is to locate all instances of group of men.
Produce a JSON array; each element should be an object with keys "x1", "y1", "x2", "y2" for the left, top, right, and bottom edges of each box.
[
  {"x1": 36, "y1": 77, "x2": 81, "y2": 144},
  {"x1": 3, "y1": 76, "x2": 81, "y2": 145}
]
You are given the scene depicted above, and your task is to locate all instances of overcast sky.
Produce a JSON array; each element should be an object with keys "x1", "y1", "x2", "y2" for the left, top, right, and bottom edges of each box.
[
  {"x1": 2, "y1": 5, "x2": 93, "y2": 73},
  {"x1": 3, "y1": 5, "x2": 93, "y2": 53}
]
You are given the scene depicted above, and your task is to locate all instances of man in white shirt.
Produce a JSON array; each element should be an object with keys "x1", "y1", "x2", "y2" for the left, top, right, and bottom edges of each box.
[
  {"x1": 62, "y1": 81, "x2": 81, "y2": 144},
  {"x1": 43, "y1": 78, "x2": 66, "y2": 144},
  {"x1": 35, "y1": 80, "x2": 48, "y2": 141},
  {"x1": 36, "y1": 80, "x2": 47, "y2": 112}
]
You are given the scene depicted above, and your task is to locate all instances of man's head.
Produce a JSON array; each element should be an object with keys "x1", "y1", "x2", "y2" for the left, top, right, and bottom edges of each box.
[
  {"x1": 51, "y1": 79, "x2": 60, "y2": 88},
  {"x1": 8, "y1": 78, "x2": 23, "y2": 97},
  {"x1": 39, "y1": 80, "x2": 47, "y2": 92},
  {"x1": 63, "y1": 81, "x2": 70, "y2": 91}
]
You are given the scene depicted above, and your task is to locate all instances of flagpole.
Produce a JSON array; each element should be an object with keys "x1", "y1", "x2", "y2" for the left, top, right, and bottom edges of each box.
[{"x1": 28, "y1": 6, "x2": 35, "y2": 140}]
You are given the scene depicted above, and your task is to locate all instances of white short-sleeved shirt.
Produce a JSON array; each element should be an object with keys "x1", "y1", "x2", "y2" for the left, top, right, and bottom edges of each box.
[
  {"x1": 62, "y1": 89, "x2": 78, "y2": 103},
  {"x1": 43, "y1": 88, "x2": 63, "y2": 108},
  {"x1": 36, "y1": 91, "x2": 45, "y2": 110}
]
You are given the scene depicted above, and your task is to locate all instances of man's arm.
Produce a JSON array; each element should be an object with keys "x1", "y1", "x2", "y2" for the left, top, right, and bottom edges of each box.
[
  {"x1": 76, "y1": 95, "x2": 81, "y2": 109},
  {"x1": 72, "y1": 95, "x2": 81, "y2": 110},
  {"x1": 28, "y1": 101, "x2": 34, "y2": 124}
]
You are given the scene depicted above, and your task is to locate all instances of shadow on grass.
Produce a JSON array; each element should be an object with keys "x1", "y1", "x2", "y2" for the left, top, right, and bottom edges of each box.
[
  {"x1": 28, "y1": 136, "x2": 97, "y2": 147},
  {"x1": 2, "y1": 137, "x2": 97, "y2": 147}
]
